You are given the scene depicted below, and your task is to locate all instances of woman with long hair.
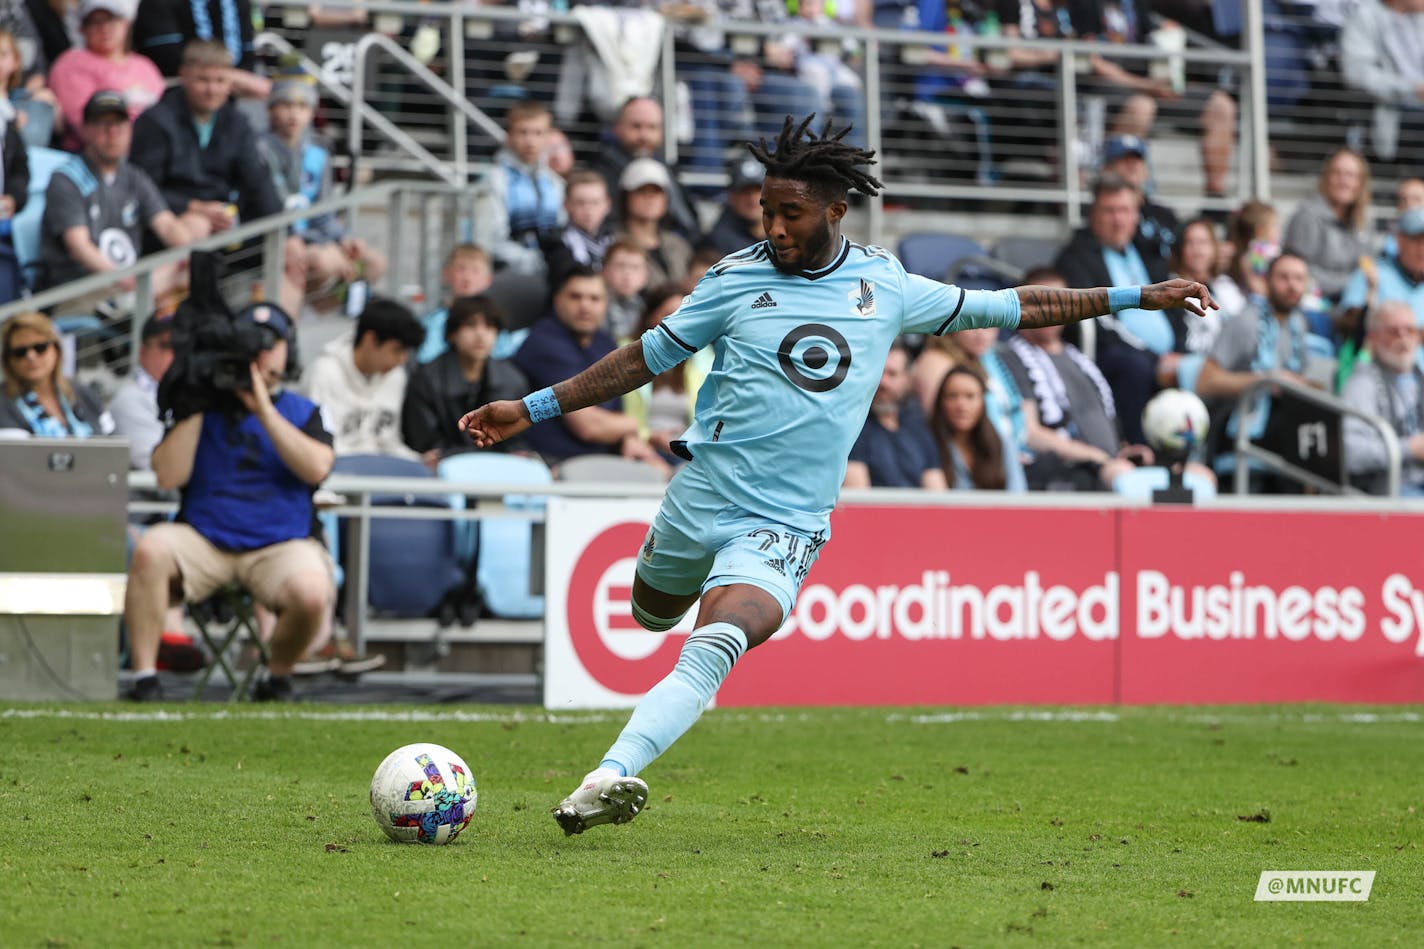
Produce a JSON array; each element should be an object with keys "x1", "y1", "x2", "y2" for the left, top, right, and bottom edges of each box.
[
  {"x1": 1170, "y1": 217, "x2": 1243, "y2": 354},
  {"x1": 0, "y1": 311, "x2": 113, "y2": 435},
  {"x1": 930, "y1": 365, "x2": 1025, "y2": 492},
  {"x1": 1284, "y1": 148, "x2": 1374, "y2": 303}
]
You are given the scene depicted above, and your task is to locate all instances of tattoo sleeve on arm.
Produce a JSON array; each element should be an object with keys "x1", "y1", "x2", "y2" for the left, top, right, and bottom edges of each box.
[
  {"x1": 551, "y1": 339, "x2": 657, "y2": 412},
  {"x1": 1015, "y1": 286, "x2": 1112, "y2": 329}
]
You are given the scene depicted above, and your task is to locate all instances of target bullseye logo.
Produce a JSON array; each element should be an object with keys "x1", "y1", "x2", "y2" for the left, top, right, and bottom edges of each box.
[
  {"x1": 567, "y1": 522, "x2": 687, "y2": 694},
  {"x1": 777, "y1": 323, "x2": 852, "y2": 392}
]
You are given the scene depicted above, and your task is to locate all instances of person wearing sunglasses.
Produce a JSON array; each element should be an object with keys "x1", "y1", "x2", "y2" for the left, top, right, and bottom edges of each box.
[{"x1": 0, "y1": 311, "x2": 114, "y2": 436}]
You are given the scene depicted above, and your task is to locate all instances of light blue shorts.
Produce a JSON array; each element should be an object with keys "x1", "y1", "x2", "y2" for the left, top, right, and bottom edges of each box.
[{"x1": 634, "y1": 463, "x2": 828, "y2": 622}]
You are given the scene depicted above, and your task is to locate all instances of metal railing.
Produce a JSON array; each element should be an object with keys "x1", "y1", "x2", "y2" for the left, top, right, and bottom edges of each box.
[
  {"x1": 1232, "y1": 375, "x2": 1401, "y2": 496},
  {"x1": 257, "y1": 0, "x2": 1264, "y2": 237},
  {"x1": 0, "y1": 179, "x2": 468, "y2": 371},
  {"x1": 127, "y1": 467, "x2": 1424, "y2": 666}
]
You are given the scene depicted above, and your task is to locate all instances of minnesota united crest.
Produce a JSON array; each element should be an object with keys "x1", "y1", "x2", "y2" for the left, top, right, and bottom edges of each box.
[{"x1": 849, "y1": 278, "x2": 876, "y2": 316}]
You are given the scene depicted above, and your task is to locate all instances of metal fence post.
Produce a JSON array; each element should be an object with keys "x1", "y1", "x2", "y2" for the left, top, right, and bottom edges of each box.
[
  {"x1": 864, "y1": 37, "x2": 884, "y2": 248},
  {"x1": 1059, "y1": 51, "x2": 1081, "y2": 229},
  {"x1": 262, "y1": 229, "x2": 285, "y2": 305}
]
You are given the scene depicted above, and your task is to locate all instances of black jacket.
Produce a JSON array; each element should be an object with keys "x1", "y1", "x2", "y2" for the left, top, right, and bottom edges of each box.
[
  {"x1": 3, "y1": 119, "x2": 29, "y2": 220},
  {"x1": 132, "y1": 0, "x2": 258, "y2": 76},
  {"x1": 401, "y1": 351, "x2": 529, "y2": 456},
  {"x1": 702, "y1": 208, "x2": 761, "y2": 258},
  {"x1": 130, "y1": 86, "x2": 279, "y2": 224},
  {"x1": 1054, "y1": 226, "x2": 1187, "y2": 444}
]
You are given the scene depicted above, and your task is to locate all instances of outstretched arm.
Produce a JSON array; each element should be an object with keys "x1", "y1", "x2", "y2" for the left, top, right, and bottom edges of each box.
[
  {"x1": 458, "y1": 340, "x2": 656, "y2": 449},
  {"x1": 1015, "y1": 278, "x2": 1216, "y2": 329}
]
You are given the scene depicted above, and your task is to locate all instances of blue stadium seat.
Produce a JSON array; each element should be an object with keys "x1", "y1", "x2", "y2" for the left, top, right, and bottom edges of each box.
[
  {"x1": 1111, "y1": 466, "x2": 1218, "y2": 502},
  {"x1": 330, "y1": 454, "x2": 463, "y2": 617},
  {"x1": 436, "y1": 452, "x2": 552, "y2": 620},
  {"x1": 1176, "y1": 352, "x2": 1206, "y2": 394},
  {"x1": 11, "y1": 146, "x2": 72, "y2": 288},
  {"x1": 992, "y1": 236, "x2": 1061, "y2": 275},
  {"x1": 897, "y1": 232, "x2": 985, "y2": 281}
]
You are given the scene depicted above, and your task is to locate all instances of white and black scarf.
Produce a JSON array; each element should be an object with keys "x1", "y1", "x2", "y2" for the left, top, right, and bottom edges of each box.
[{"x1": 1007, "y1": 335, "x2": 1117, "y2": 432}]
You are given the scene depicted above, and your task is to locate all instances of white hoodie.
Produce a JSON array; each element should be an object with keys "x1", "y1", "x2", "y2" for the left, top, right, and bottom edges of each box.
[{"x1": 302, "y1": 331, "x2": 416, "y2": 459}]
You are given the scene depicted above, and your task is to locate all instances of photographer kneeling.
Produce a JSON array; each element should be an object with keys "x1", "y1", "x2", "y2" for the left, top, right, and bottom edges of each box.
[{"x1": 125, "y1": 304, "x2": 335, "y2": 702}]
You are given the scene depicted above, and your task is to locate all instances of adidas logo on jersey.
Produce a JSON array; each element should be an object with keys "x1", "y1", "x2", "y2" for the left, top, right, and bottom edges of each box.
[
  {"x1": 750, "y1": 292, "x2": 777, "y2": 309},
  {"x1": 766, "y1": 558, "x2": 786, "y2": 576}
]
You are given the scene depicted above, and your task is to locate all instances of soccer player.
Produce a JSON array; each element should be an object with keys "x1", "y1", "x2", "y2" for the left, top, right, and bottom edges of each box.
[{"x1": 458, "y1": 116, "x2": 1216, "y2": 835}]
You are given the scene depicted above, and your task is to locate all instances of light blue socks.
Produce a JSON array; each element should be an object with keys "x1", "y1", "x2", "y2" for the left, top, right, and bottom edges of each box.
[{"x1": 600, "y1": 622, "x2": 749, "y2": 777}]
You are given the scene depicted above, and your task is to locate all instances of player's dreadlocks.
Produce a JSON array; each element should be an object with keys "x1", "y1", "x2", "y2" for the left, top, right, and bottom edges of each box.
[{"x1": 747, "y1": 114, "x2": 883, "y2": 204}]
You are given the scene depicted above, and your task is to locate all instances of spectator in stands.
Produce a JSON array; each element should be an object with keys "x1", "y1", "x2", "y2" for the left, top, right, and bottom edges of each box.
[
  {"x1": 0, "y1": 20, "x2": 59, "y2": 148},
  {"x1": 930, "y1": 365, "x2": 1027, "y2": 492},
  {"x1": 106, "y1": 314, "x2": 173, "y2": 469},
  {"x1": 684, "y1": 244, "x2": 723, "y2": 291},
  {"x1": 257, "y1": 66, "x2": 386, "y2": 316},
  {"x1": 616, "y1": 158, "x2": 693, "y2": 288},
  {"x1": 702, "y1": 154, "x2": 765, "y2": 256},
  {"x1": 48, "y1": 0, "x2": 165, "y2": 151},
  {"x1": 602, "y1": 239, "x2": 651, "y2": 342},
  {"x1": 913, "y1": 325, "x2": 1029, "y2": 462},
  {"x1": 1196, "y1": 252, "x2": 1317, "y2": 485},
  {"x1": 1078, "y1": 0, "x2": 1238, "y2": 199},
  {"x1": 0, "y1": 30, "x2": 28, "y2": 303},
  {"x1": 132, "y1": 0, "x2": 270, "y2": 100},
  {"x1": 124, "y1": 303, "x2": 334, "y2": 702},
  {"x1": 27, "y1": 0, "x2": 73, "y2": 67},
  {"x1": 623, "y1": 282, "x2": 709, "y2": 466},
  {"x1": 998, "y1": 270, "x2": 1144, "y2": 491},
  {"x1": 1338, "y1": 208, "x2": 1424, "y2": 355},
  {"x1": 130, "y1": 40, "x2": 280, "y2": 242},
  {"x1": 0, "y1": 311, "x2": 115, "y2": 434},
  {"x1": 591, "y1": 97, "x2": 700, "y2": 241},
  {"x1": 1225, "y1": 199, "x2": 1280, "y2": 300},
  {"x1": 471, "y1": 100, "x2": 566, "y2": 276},
  {"x1": 843, "y1": 341, "x2": 948, "y2": 489},
  {"x1": 1100, "y1": 134, "x2": 1179, "y2": 262},
  {"x1": 1340, "y1": 0, "x2": 1424, "y2": 168},
  {"x1": 1284, "y1": 148, "x2": 1374, "y2": 305},
  {"x1": 543, "y1": 168, "x2": 615, "y2": 288},
  {"x1": 1382, "y1": 176, "x2": 1424, "y2": 261},
  {"x1": 1055, "y1": 174, "x2": 1185, "y2": 443},
  {"x1": 1342, "y1": 300, "x2": 1424, "y2": 494},
  {"x1": 1171, "y1": 218, "x2": 1244, "y2": 355},
  {"x1": 417, "y1": 244, "x2": 494, "y2": 364},
  {"x1": 511, "y1": 265, "x2": 666, "y2": 469},
  {"x1": 301, "y1": 297, "x2": 425, "y2": 458},
  {"x1": 37, "y1": 90, "x2": 192, "y2": 298},
  {"x1": 401, "y1": 294, "x2": 528, "y2": 466}
]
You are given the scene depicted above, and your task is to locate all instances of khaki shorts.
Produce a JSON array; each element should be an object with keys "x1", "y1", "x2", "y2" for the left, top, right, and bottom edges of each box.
[{"x1": 147, "y1": 523, "x2": 335, "y2": 609}]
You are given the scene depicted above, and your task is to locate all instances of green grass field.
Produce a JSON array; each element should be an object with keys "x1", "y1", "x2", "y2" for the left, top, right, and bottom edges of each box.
[{"x1": 2, "y1": 704, "x2": 1420, "y2": 947}]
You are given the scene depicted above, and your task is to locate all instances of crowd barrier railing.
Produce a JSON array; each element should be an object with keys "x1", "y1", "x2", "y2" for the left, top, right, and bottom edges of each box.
[
  {"x1": 258, "y1": 0, "x2": 1264, "y2": 237},
  {"x1": 129, "y1": 470, "x2": 1423, "y2": 675}
]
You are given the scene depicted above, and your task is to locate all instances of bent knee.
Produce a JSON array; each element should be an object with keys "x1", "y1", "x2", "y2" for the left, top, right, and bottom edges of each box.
[{"x1": 277, "y1": 571, "x2": 333, "y2": 619}]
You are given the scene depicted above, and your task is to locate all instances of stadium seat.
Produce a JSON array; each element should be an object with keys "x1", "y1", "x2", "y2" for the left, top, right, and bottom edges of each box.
[
  {"x1": 1177, "y1": 352, "x2": 1206, "y2": 394},
  {"x1": 485, "y1": 268, "x2": 551, "y2": 332},
  {"x1": 436, "y1": 452, "x2": 553, "y2": 620},
  {"x1": 992, "y1": 236, "x2": 1061, "y2": 275},
  {"x1": 330, "y1": 454, "x2": 463, "y2": 618},
  {"x1": 557, "y1": 455, "x2": 667, "y2": 484},
  {"x1": 11, "y1": 146, "x2": 72, "y2": 287},
  {"x1": 1111, "y1": 466, "x2": 1218, "y2": 502},
  {"x1": 896, "y1": 232, "x2": 985, "y2": 281}
]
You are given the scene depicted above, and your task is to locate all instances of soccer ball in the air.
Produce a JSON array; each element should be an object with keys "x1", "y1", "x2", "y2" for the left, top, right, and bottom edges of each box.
[
  {"x1": 1141, "y1": 388, "x2": 1210, "y2": 457},
  {"x1": 369, "y1": 743, "x2": 477, "y2": 844}
]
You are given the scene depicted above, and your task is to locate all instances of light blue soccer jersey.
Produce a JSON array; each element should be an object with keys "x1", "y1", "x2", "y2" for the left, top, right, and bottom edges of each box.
[{"x1": 640, "y1": 237, "x2": 1019, "y2": 533}]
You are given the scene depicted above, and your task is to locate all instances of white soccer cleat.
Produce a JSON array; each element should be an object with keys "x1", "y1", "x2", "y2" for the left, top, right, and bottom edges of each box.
[{"x1": 552, "y1": 768, "x2": 649, "y2": 836}]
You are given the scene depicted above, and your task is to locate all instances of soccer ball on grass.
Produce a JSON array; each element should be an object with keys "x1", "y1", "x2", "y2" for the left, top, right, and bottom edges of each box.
[
  {"x1": 369, "y1": 743, "x2": 477, "y2": 844},
  {"x1": 1141, "y1": 388, "x2": 1210, "y2": 459}
]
